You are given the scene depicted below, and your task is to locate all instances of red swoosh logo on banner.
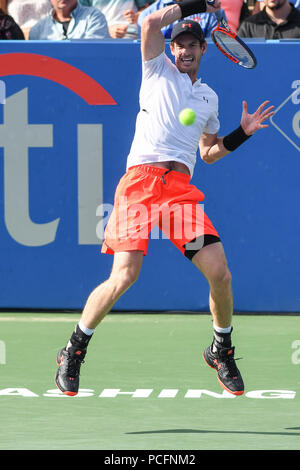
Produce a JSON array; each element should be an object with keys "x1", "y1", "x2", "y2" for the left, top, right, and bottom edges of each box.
[{"x1": 0, "y1": 53, "x2": 117, "y2": 105}]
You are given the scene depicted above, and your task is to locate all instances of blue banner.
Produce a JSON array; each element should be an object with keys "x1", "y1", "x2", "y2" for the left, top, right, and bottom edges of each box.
[{"x1": 0, "y1": 40, "x2": 299, "y2": 311}]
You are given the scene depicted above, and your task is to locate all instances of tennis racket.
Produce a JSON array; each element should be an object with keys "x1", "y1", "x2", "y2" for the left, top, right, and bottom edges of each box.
[{"x1": 206, "y1": 0, "x2": 257, "y2": 69}]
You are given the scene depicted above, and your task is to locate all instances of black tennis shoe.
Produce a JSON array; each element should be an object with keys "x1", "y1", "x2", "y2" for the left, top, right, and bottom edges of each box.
[
  {"x1": 203, "y1": 345, "x2": 244, "y2": 396},
  {"x1": 55, "y1": 347, "x2": 86, "y2": 396}
]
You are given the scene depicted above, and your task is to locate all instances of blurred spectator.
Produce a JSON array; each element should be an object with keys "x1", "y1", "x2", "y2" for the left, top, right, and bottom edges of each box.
[
  {"x1": 29, "y1": 0, "x2": 109, "y2": 40},
  {"x1": 239, "y1": 0, "x2": 252, "y2": 22},
  {"x1": 238, "y1": 0, "x2": 300, "y2": 37},
  {"x1": 137, "y1": 0, "x2": 227, "y2": 38},
  {"x1": 0, "y1": 0, "x2": 51, "y2": 39},
  {"x1": 252, "y1": 0, "x2": 300, "y2": 15},
  {"x1": 79, "y1": 0, "x2": 152, "y2": 39},
  {"x1": 0, "y1": 6, "x2": 24, "y2": 39}
]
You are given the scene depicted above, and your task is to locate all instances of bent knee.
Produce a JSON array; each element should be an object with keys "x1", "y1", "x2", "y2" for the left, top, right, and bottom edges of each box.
[
  {"x1": 109, "y1": 265, "x2": 140, "y2": 295},
  {"x1": 209, "y1": 265, "x2": 232, "y2": 288},
  {"x1": 121, "y1": 265, "x2": 140, "y2": 288}
]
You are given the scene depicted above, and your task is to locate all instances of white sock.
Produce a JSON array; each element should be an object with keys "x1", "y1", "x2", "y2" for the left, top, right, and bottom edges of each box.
[
  {"x1": 78, "y1": 319, "x2": 95, "y2": 336},
  {"x1": 213, "y1": 323, "x2": 232, "y2": 334}
]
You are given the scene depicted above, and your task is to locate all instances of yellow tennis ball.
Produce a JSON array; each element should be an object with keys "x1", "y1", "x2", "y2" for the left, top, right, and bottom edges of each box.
[{"x1": 179, "y1": 108, "x2": 196, "y2": 126}]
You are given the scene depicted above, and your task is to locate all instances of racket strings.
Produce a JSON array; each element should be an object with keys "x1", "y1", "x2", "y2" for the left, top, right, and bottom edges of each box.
[{"x1": 213, "y1": 30, "x2": 256, "y2": 69}]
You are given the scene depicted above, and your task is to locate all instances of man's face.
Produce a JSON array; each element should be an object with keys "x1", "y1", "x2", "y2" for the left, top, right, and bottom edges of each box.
[
  {"x1": 51, "y1": 0, "x2": 78, "y2": 11},
  {"x1": 264, "y1": 0, "x2": 287, "y2": 10},
  {"x1": 170, "y1": 33, "x2": 206, "y2": 76}
]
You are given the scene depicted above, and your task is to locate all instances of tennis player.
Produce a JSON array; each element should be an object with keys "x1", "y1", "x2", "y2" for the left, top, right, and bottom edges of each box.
[{"x1": 55, "y1": 0, "x2": 274, "y2": 396}]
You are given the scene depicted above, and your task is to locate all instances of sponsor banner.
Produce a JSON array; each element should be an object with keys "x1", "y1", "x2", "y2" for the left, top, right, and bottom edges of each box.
[{"x1": 0, "y1": 41, "x2": 299, "y2": 311}]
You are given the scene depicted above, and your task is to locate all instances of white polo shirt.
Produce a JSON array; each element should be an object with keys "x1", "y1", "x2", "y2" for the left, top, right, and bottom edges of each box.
[{"x1": 126, "y1": 51, "x2": 220, "y2": 177}]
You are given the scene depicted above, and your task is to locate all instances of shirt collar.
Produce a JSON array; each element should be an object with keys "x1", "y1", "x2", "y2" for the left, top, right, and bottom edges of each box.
[
  {"x1": 180, "y1": 69, "x2": 202, "y2": 87},
  {"x1": 51, "y1": 2, "x2": 80, "y2": 22}
]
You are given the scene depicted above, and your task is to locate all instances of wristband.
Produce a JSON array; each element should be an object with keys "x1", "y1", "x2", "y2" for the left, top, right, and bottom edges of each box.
[
  {"x1": 177, "y1": 0, "x2": 207, "y2": 18},
  {"x1": 223, "y1": 125, "x2": 251, "y2": 152}
]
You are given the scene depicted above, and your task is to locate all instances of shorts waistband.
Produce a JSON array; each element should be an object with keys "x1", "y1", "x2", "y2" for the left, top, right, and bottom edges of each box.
[{"x1": 128, "y1": 164, "x2": 191, "y2": 182}]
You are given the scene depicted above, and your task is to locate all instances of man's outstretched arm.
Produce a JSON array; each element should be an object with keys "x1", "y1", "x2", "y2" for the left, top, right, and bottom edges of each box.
[{"x1": 199, "y1": 100, "x2": 275, "y2": 164}]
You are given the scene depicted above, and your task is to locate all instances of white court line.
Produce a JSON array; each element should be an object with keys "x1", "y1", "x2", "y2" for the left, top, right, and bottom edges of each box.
[
  {"x1": 0, "y1": 315, "x2": 150, "y2": 323},
  {"x1": 0, "y1": 316, "x2": 80, "y2": 323},
  {"x1": 0, "y1": 314, "x2": 192, "y2": 324}
]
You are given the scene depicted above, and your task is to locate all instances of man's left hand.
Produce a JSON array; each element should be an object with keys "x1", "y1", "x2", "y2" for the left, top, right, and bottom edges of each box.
[{"x1": 241, "y1": 100, "x2": 275, "y2": 136}]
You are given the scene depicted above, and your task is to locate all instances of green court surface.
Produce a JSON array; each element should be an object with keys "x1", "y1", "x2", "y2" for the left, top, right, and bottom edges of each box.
[{"x1": 0, "y1": 312, "x2": 300, "y2": 451}]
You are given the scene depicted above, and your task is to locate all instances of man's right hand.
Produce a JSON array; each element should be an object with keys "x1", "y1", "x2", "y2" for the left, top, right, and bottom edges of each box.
[{"x1": 206, "y1": 0, "x2": 221, "y2": 13}]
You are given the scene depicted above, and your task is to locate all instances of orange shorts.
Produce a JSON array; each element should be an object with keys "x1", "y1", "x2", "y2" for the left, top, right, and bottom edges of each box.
[{"x1": 101, "y1": 165, "x2": 219, "y2": 256}]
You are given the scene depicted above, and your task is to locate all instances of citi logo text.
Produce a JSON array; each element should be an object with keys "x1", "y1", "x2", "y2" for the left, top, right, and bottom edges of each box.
[{"x1": 0, "y1": 53, "x2": 116, "y2": 247}]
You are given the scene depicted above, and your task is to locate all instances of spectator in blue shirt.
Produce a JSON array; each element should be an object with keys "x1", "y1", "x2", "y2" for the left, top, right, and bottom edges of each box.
[
  {"x1": 137, "y1": 0, "x2": 227, "y2": 38},
  {"x1": 29, "y1": 0, "x2": 109, "y2": 40}
]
